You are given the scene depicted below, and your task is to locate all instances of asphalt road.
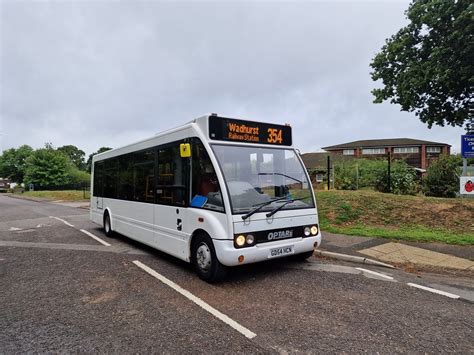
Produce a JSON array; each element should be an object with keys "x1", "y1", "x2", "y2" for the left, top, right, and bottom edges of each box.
[{"x1": 1, "y1": 195, "x2": 473, "y2": 353}]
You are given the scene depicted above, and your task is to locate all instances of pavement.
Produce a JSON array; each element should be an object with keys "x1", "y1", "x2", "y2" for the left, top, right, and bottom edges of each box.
[{"x1": 320, "y1": 231, "x2": 474, "y2": 273}]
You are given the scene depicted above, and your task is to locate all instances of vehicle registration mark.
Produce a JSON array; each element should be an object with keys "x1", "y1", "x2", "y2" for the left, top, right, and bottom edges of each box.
[{"x1": 268, "y1": 245, "x2": 294, "y2": 258}]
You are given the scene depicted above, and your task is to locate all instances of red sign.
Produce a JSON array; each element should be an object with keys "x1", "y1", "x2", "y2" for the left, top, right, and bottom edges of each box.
[{"x1": 465, "y1": 180, "x2": 474, "y2": 193}]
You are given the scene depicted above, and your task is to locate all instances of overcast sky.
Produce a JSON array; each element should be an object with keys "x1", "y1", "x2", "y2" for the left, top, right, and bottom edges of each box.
[{"x1": 0, "y1": 0, "x2": 466, "y2": 157}]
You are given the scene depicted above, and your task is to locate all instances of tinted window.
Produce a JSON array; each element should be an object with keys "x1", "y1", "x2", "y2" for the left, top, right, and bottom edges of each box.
[
  {"x1": 103, "y1": 158, "x2": 118, "y2": 198},
  {"x1": 157, "y1": 144, "x2": 187, "y2": 206},
  {"x1": 190, "y1": 139, "x2": 224, "y2": 212},
  {"x1": 93, "y1": 161, "x2": 104, "y2": 197},
  {"x1": 118, "y1": 154, "x2": 134, "y2": 200},
  {"x1": 133, "y1": 149, "x2": 155, "y2": 203}
]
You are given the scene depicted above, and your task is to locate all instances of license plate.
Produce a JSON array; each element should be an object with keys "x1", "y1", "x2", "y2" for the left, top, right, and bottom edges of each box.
[{"x1": 268, "y1": 245, "x2": 294, "y2": 258}]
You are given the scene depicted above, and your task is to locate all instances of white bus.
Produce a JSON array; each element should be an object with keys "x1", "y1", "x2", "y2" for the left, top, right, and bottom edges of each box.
[{"x1": 90, "y1": 114, "x2": 321, "y2": 282}]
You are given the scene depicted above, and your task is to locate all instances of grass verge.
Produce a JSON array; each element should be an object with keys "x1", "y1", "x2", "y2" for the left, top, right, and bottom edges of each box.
[
  {"x1": 316, "y1": 190, "x2": 474, "y2": 246},
  {"x1": 20, "y1": 190, "x2": 89, "y2": 201}
]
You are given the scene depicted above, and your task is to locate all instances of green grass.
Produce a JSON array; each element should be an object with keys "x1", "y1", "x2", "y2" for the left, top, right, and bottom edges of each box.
[
  {"x1": 316, "y1": 190, "x2": 474, "y2": 245},
  {"x1": 21, "y1": 190, "x2": 90, "y2": 201}
]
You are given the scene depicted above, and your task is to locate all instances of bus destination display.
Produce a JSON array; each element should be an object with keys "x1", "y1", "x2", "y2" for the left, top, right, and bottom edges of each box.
[{"x1": 208, "y1": 116, "x2": 292, "y2": 146}]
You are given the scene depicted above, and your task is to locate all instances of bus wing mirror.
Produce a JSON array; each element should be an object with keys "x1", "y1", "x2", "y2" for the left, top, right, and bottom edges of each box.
[{"x1": 180, "y1": 143, "x2": 191, "y2": 158}]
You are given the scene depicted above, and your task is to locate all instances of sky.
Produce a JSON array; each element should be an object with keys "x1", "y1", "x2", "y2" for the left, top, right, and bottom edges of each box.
[{"x1": 0, "y1": 0, "x2": 466, "y2": 157}]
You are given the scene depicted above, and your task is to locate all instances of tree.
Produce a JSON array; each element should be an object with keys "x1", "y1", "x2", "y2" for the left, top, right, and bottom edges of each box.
[
  {"x1": 86, "y1": 147, "x2": 112, "y2": 172},
  {"x1": 370, "y1": 0, "x2": 473, "y2": 128},
  {"x1": 0, "y1": 145, "x2": 34, "y2": 183},
  {"x1": 58, "y1": 145, "x2": 86, "y2": 170},
  {"x1": 423, "y1": 154, "x2": 462, "y2": 197},
  {"x1": 24, "y1": 147, "x2": 71, "y2": 187}
]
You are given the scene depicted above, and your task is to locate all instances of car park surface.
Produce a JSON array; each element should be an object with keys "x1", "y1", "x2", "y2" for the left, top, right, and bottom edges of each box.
[{"x1": 1, "y1": 195, "x2": 473, "y2": 353}]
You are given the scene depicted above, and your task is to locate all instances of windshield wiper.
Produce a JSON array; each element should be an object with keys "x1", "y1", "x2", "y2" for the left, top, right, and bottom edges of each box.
[
  {"x1": 258, "y1": 172, "x2": 302, "y2": 184},
  {"x1": 241, "y1": 196, "x2": 289, "y2": 221},
  {"x1": 265, "y1": 196, "x2": 310, "y2": 218}
]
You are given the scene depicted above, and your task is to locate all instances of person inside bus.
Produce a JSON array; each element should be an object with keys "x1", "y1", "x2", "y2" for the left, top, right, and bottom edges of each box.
[{"x1": 191, "y1": 141, "x2": 223, "y2": 210}]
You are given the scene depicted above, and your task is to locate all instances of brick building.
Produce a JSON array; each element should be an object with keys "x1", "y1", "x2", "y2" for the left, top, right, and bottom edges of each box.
[{"x1": 321, "y1": 138, "x2": 450, "y2": 170}]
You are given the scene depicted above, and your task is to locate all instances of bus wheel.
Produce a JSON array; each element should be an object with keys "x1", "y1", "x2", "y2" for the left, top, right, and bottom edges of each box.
[
  {"x1": 192, "y1": 234, "x2": 227, "y2": 283},
  {"x1": 103, "y1": 212, "x2": 114, "y2": 238}
]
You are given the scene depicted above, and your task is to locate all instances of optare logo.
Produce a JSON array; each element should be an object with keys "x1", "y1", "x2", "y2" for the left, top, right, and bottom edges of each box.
[
  {"x1": 465, "y1": 180, "x2": 474, "y2": 193},
  {"x1": 268, "y1": 230, "x2": 293, "y2": 240}
]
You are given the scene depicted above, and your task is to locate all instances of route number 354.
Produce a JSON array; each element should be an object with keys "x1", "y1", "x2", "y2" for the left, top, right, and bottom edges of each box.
[{"x1": 267, "y1": 128, "x2": 283, "y2": 144}]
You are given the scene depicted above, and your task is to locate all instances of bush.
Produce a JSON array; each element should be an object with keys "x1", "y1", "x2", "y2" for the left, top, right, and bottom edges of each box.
[
  {"x1": 334, "y1": 159, "x2": 387, "y2": 190},
  {"x1": 374, "y1": 160, "x2": 419, "y2": 195},
  {"x1": 423, "y1": 155, "x2": 462, "y2": 198},
  {"x1": 68, "y1": 168, "x2": 91, "y2": 184}
]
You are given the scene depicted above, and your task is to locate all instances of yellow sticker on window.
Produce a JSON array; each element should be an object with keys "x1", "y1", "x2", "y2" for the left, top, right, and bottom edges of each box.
[{"x1": 180, "y1": 143, "x2": 191, "y2": 158}]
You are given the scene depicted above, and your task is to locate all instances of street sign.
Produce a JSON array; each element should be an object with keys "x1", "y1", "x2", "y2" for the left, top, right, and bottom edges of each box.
[
  {"x1": 460, "y1": 176, "x2": 474, "y2": 195},
  {"x1": 461, "y1": 135, "x2": 474, "y2": 158}
]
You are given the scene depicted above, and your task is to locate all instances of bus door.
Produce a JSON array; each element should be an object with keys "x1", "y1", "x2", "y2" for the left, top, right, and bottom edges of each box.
[{"x1": 154, "y1": 142, "x2": 190, "y2": 258}]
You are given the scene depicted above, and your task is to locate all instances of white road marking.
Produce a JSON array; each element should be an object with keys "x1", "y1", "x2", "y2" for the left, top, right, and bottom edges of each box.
[
  {"x1": 356, "y1": 267, "x2": 394, "y2": 280},
  {"x1": 133, "y1": 260, "x2": 257, "y2": 339},
  {"x1": 80, "y1": 229, "x2": 111, "y2": 247},
  {"x1": 407, "y1": 283, "x2": 460, "y2": 299},
  {"x1": 50, "y1": 216, "x2": 74, "y2": 227}
]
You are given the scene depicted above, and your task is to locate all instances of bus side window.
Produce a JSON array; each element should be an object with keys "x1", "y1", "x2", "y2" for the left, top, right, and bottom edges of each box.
[
  {"x1": 93, "y1": 161, "x2": 104, "y2": 197},
  {"x1": 190, "y1": 140, "x2": 224, "y2": 211},
  {"x1": 133, "y1": 149, "x2": 155, "y2": 203},
  {"x1": 156, "y1": 144, "x2": 186, "y2": 206}
]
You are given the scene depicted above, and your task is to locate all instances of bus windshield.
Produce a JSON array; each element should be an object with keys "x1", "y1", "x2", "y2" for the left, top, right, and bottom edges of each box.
[{"x1": 212, "y1": 145, "x2": 315, "y2": 214}]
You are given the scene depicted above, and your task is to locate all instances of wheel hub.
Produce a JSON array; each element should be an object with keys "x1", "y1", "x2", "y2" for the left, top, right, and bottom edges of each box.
[{"x1": 196, "y1": 243, "x2": 212, "y2": 272}]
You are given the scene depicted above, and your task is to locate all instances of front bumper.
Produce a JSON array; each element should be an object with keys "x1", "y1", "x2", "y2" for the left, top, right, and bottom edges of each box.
[{"x1": 214, "y1": 234, "x2": 321, "y2": 267}]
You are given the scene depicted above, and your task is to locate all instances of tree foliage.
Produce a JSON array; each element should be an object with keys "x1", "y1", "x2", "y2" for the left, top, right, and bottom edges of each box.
[
  {"x1": 24, "y1": 147, "x2": 71, "y2": 187},
  {"x1": 0, "y1": 145, "x2": 34, "y2": 183},
  {"x1": 423, "y1": 154, "x2": 462, "y2": 197},
  {"x1": 370, "y1": 0, "x2": 473, "y2": 128},
  {"x1": 86, "y1": 147, "x2": 112, "y2": 172},
  {"x1": 58, "y1": 145, "x2": 86, "y2": 170}
]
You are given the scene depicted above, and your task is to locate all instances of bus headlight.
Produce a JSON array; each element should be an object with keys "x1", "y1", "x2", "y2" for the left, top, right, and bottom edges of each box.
[
  {"x1": 304, "y1": 227, "x2": 311, "y2": 236},
  {"x1": 310, "y1": 225, "x2": 318, "y2": 236},
  {"x1": 246, "y1": 234, "x2": 255, "y2": 245},
  {"x1": 235, "y1": 235, "x2": 246, "y2": 247}
]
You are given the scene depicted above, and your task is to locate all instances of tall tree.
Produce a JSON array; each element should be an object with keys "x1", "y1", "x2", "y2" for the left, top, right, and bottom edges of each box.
[
  {"x1": 58, "y1": 145, "x2": 86, "y2": 170},
  {"x1": 370, "y1": 0, "x2": 473, "y2": 128},
  {"x1": 24, "y1": 146, "x2": 71, "y2": 187},
  {"x1": 86, "y1": 147, "x2": 112, "y2": 172},
  {"x1": 0, "y1": 145, "x2": 34, "y2": 183}
]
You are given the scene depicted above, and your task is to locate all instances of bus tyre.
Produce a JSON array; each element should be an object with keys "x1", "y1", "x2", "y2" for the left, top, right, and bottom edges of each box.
[
  {"x1": 292, "y1": 251, "x2": 314, "y2": 262},
  {"x1": 192, "y1": 234, "x2": 227, "y2": 283},
  {"x1": 103, "y1": 212, "x2": 114, "y2": 238}
]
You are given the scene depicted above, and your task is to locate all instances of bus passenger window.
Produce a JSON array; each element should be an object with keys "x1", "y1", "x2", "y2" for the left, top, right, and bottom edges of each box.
[
  {"x1": 156, "y1": 145, "x2": 187, "y2": 206},
  {"x1": 190, "y1": 140, "x2": 224, "y2": 212}
]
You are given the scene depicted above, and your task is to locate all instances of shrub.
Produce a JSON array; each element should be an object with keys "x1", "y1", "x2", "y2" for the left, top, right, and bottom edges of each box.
[
  {"x1": 374, "y1": 160, "x2": 419, "y2": 195},
  {"x1": 423, "y1": 155, "x2": 462, "y2": 198},
  {"x1": 334, "y1": 159, "x2": 388, "y2": 190},
  {"x1": 68, "y1": 168, "x2": 91, "y2": 184}
]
